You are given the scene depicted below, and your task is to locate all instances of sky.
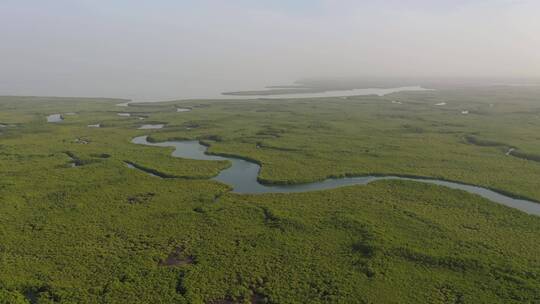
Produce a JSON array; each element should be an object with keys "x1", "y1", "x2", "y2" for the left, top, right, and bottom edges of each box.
[{"x1": 1, "y1": 0, "x2": 539, "y2": 100}]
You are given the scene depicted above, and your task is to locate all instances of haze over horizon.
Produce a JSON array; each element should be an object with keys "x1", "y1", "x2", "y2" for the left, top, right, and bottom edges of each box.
[{"x1": 1, "y1": 0, "x2": 539, "y2": 101}]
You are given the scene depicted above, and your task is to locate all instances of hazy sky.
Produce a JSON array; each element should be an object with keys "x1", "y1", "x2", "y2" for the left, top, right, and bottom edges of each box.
[{"x1": 1, "y1": 0, "x2": 539, "y2": 100}]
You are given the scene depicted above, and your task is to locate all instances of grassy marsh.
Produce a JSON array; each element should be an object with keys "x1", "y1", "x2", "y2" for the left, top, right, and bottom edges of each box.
[{"x1": 1, "y1": 87, "x2": 540, "y2": 303}]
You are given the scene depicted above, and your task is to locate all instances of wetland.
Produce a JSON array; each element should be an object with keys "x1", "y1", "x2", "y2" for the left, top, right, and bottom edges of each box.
[{"x1": 2, "y1": 86, "x2": 540, "y2": 303}]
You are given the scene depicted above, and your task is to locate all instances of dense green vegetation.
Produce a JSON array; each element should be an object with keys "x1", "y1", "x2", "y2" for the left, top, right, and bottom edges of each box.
[{"x1": 1, "y1": 86, "x2": 540, "y2": 303}]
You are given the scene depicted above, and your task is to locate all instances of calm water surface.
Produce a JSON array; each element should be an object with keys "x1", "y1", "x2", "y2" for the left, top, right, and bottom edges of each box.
[
  {"x1": 138, "y1": 124, "x2": 165, "y2": 129},
  {"x1": 131, "y1": 136, "x2": 540, "y2": 216},
  {"x1": 47, "y1": 114, "x2": 63, "y2": 123},
  {"x1": 222, "y1": 86, "x2": 430, "y2": 99}
]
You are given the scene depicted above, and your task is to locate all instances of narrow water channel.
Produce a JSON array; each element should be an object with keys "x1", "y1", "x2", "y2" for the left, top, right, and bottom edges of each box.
[{"x1": 131, "y1": 136, "x2": 540, "y2": 216}]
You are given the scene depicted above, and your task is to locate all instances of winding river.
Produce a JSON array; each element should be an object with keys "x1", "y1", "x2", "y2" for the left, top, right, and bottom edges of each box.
[{"x1": 132, "y1": 136, "x2": 540, "y2": 216}]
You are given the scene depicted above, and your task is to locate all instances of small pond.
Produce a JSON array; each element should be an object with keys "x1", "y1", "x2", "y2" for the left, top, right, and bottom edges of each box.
[
  {"x1": 138, "y1": 124, "x2": 165, "y2": 130},
  {"x1": 47, "y1": 114, "x2": 63, "y2": 123}
]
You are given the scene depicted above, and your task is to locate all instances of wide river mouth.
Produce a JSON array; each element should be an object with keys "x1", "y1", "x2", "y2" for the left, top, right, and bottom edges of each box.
[
  {"x1": 132, "y1": 136, "x2": 540, "y2": 216},
  {"x1": 222, "y1": 86, "x2": 430, "y2": 99}
]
